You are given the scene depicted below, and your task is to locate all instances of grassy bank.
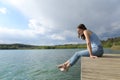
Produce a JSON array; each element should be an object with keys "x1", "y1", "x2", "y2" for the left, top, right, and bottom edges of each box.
[
  {"x1": 111, "y1": 45, "x2": 120, "y2": 50},
  {"x1": 101, "y1": 37, "x2": 120, "y2": 50}
]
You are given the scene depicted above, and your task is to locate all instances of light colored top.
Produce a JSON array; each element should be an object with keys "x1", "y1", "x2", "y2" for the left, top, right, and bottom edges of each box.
[{"x1": 90, "y1": 32, "x2": 102, "y2": 48}]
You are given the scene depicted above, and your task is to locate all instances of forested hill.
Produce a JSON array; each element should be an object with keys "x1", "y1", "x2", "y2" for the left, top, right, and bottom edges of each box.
[
  {"x1": 0, "y1": 44, "x2": 37, "y2": 49},
  {"x1": 0, "y1": 37, "x2": 120, "y2": 49},
  {"x1": 101, "y1": 37, "x2": 120, "y2": 50}
]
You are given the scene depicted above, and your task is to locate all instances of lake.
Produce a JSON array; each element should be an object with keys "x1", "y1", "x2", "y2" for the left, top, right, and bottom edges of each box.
[{"x1": 0, "y1": 49, "x2": 120, "y2": 80}]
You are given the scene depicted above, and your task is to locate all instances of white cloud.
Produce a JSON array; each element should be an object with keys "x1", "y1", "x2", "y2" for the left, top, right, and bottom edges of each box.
[
  {"x1": 50, "y1": 30, "x2": 76, "y2": 40},
  {"x1": 50, "y1": 34, "x2": 65, "y2": 40},
  {"x1": 63, "y1": 30, "x2": 76, "y2": 37},
  {"x1": 0, "y1": 7, "x2": 7, "y2": 14},
  {"x1": 1, "y1": 0, "x2": 120, "y2": 45},
  {"x1": 0, "y1": 40, "x2": 4, "y2": 43},
  {"x1": 111, "y1": 22, "x2": 120, "y2": 30},
  {"x1": 28, "y1": 18, "x2": 54, "y2": 35},
  {"x1": 28, "y1": 19, "x2": 46, "y2": 34},
  {"x1": 0, "y1": 27, "x2": 38, "y2": 44}
]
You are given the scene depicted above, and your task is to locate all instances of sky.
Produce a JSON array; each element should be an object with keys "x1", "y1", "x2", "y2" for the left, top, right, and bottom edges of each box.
[{"x1": 0, "y1": 0, "x2": 120, "y2": 45}]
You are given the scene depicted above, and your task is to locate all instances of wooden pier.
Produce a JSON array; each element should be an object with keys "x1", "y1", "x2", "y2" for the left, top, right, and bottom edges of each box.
[{"x1": 81, "y1": 54, "x2": 120, "y2": 80}]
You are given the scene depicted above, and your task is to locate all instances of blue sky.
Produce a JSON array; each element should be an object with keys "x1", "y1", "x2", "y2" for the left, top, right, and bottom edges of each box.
[{"x1": 0, "y1": 0, "x2": 120, "y2": 45}]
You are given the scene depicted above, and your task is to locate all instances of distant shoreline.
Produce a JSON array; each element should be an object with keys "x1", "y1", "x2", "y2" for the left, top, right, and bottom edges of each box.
[
  {"x1": 0, "y1": 43, "x2": 87, "y2": 49},
  {"x1": 0, "y1": 36, "x2": 120, "y2": 50},
  {"x1": 0, "y1": 43, "x2": 120, "y2": 50}
]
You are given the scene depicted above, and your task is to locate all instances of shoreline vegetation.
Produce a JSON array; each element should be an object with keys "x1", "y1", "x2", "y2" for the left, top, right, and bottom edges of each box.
[{"x1": 0, "y1": 37, "x2": 120, "y2": 50}]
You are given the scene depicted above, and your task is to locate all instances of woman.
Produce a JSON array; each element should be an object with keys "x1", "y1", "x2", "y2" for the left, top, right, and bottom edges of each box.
[{"x1": 58, "y1": 24, "x2": 104, "y2": 72}]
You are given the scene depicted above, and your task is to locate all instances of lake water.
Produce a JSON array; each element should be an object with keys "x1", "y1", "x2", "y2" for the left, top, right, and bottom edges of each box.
[{"x1": 0, "y1": 49, "x2": 120, "y2": 80}]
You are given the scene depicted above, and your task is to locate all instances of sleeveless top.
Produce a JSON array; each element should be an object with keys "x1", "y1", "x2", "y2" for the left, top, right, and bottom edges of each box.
[{"x1": 90, "y1": 32, "x2": 102, "y2": 48}]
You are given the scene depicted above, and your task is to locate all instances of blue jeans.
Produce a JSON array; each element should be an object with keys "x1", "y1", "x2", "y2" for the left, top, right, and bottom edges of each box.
[{"x1": 69, "y1": 46, "x2": 104, "y2": 66}]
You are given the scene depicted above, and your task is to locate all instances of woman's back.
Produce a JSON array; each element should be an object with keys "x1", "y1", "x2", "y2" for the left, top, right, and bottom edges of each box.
[{"x1": 90, "y1": 32, "x2": 102, "y2": 48}]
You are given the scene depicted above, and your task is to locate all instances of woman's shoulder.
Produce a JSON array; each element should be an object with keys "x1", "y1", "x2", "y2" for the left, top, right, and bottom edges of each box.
[{"x1": 84, "y1": 30, "x2": 92, "y2": 35}]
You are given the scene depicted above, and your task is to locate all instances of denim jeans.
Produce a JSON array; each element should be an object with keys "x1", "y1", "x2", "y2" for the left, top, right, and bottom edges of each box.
[{"x1": 69, "y1": 45, "x2": 104, "y2": 66}]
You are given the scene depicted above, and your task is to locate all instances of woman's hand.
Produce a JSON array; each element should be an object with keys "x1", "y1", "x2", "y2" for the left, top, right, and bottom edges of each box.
[{"x1": 90, "y1": 55, "x2": 98, "y2": 59}]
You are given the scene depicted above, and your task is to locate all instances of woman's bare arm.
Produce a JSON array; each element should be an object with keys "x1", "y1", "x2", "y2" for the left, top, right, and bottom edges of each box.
[{"x1": 84, "y1": 30, "x2": 97, "y2": 59}]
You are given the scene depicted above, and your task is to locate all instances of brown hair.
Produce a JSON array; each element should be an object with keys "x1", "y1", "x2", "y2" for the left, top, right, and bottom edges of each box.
[{"x1": 77, "y1": 24, "x2": 87, "y2": 40}]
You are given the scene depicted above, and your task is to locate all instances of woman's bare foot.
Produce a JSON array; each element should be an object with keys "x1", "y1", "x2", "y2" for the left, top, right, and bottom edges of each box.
[
  {"x1": 57, "y1": 61, "x2": 70, "y2": 72},
  {"x1": 57, "y1": 64, "x2": 66, "y2": 71},
  {"x1": 64, "y1": 62, "x2": 70, "y2": 71}
]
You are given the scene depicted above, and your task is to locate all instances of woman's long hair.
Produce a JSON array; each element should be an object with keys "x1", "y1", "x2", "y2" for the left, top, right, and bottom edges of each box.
[{"x1": 77, "y1": 24, "x2": 87, "y2": 40}]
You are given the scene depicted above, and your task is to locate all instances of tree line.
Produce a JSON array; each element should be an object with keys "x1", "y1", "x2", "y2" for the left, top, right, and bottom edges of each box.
[{"x1": 0, "y1": 37, "x2": 120, "y2": 49}]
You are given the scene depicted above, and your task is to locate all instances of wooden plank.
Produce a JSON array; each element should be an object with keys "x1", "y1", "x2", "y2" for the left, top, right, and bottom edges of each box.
[{"x1": 81, "y1": 54, "x2": 120, "y2": 80}]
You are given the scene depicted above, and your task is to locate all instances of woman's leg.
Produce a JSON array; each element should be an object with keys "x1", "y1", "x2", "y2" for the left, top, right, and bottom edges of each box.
[
  {"x1": 68, "y1": 50, "x2": 89, "y2": 66},
  {"x1": 58, "y1": 47, "x2": 103, "y2": 71},
  {"x1": 58, "y1": 49, "x2": 89, "y2": 71},
  {"x1": 92, "y1": 46, "x2": 104, "y2": 57}
]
